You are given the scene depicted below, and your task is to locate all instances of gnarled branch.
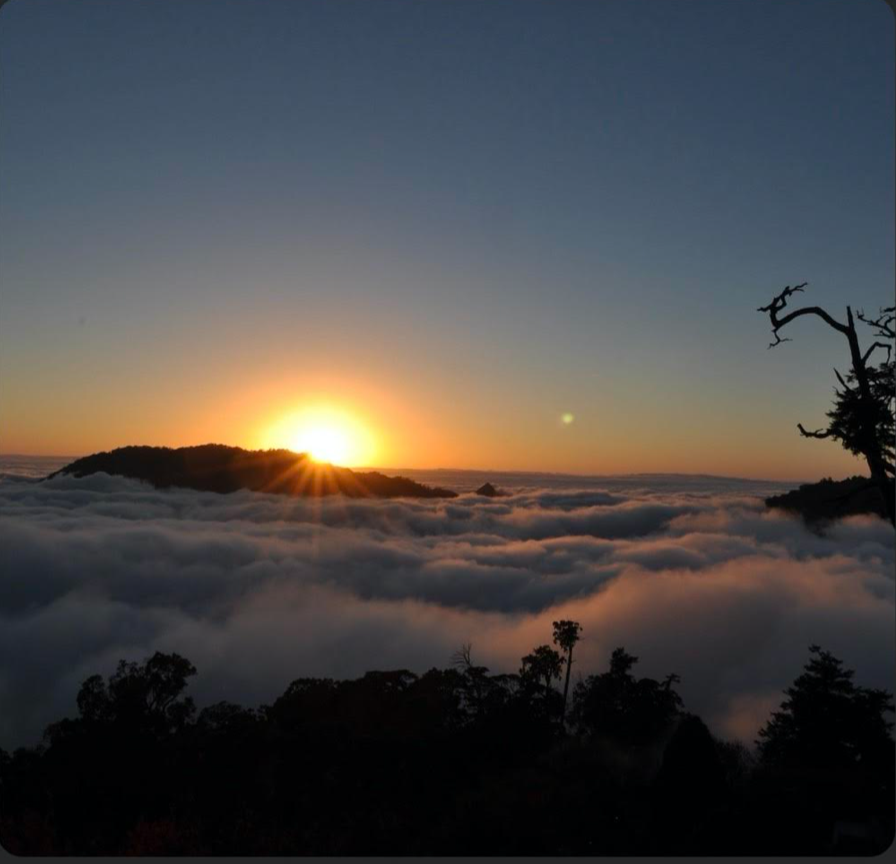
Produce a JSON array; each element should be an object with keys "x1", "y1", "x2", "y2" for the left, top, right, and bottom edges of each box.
[
  {"x1": 862, "y1": 341, "x2": 892, "y2": 364},
  {"x1": 757, "y1": 283, "x2": 808, "y2": 316},
  {"x1": 774, "y1": 305, "x2": 850, "y2": 336},
  {"x1": 857, "y1": 306, "x2": 895, "y2": 340},
  {"x1": 797, "y1": 423, "x2": 832, "y2": 439},
  {"x1": 757, "y1": 283, "x2": 850, "y2": 349},
  {"x1": 758, "y1": 284, "x2": 807, "y2": 347},
  {"x1": 768, "y1": 333, "x2": 792, "y2": 349}
]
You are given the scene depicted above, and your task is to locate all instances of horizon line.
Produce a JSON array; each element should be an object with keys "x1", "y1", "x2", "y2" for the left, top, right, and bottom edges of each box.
[{"x1": 0, "y1": 450, "x2": 817, "y2": 486}]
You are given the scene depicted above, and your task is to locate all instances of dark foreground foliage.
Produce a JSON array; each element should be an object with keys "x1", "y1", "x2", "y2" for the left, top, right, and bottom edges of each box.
[
  {"x1": 766, "y1": 475, "x2": 893, "y2": 526},
  {"x1": 48, "y1": 444, "x2": 458, "y2": 498},
  {"x1": 1, "y1": 634, "x2": 892, "y2": 856}
]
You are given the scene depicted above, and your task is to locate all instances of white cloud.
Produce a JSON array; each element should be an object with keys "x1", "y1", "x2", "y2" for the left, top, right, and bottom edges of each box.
[{"x1": 0, "y1": 472, "x2": 891, "y2": 750}]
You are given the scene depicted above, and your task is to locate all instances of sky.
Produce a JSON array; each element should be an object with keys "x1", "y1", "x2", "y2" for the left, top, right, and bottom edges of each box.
[{"x1": 0, "y1": 0, "x2": 892, "y2": 478}]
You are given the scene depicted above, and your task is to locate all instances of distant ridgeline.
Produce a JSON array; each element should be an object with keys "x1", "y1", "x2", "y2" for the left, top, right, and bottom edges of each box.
[
  {"x1": 766, "y1": 475, "x2": 893, "y2": 525},
  {"x1": 47, "y1": 445, "x2": 458, "y2": 498}
]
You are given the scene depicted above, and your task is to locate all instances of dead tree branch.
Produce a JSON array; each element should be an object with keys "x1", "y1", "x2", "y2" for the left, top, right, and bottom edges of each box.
[
  {"x1": 862, "y1": 341, "x2": 892, "y2": 364},
  {"x1": 797, "y1": 423, "x2": 833, "y2": 439},
  {"x1": 768, "y1": 333, "x2": 792, "y2": 349},
  {"x1": 451, "y1": 644, "x2": 474, "y2": 672},
  {"x1": 757, "y1": 283, "x2": 852, "y2": 348},
  {"x1": 857, "y1": 306, "x2": 896, "y2": 340},
  {"x1": 833, "y1": 368, "x2": 852, "y2": 392}
]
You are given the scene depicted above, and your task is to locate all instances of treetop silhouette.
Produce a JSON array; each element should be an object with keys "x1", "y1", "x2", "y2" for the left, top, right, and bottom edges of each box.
[
  {"x1": 758, "y1": 284, "x2": 894, "y2": 525},
  {"x1": 2, "y1": 635, "x2": 892, "y2": 855}
]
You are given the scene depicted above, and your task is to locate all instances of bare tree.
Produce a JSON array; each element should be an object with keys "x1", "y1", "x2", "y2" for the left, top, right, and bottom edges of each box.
[
  {"x1": 451, "y1": 643, "x2": 496, "y2": 717},
  {"x1": 758, "y1": 283, "x2": 894, "y2": 525}
]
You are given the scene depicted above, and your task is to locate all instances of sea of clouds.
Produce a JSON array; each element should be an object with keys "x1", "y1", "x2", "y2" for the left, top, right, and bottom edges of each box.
[{"x1": 0, "y1": 464, "x2": 892, "y2": 750}]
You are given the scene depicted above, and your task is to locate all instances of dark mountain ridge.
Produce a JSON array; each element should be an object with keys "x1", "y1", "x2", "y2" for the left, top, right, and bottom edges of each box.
[
  {"x1": 47, "y1": 444, "x2": 458, "y2": 498},
  {"x1": 475, "y1": 482, "x2": 507, "y2": 497}
]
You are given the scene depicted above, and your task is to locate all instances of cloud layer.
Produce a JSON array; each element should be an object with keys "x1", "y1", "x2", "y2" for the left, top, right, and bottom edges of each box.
[{"x1": 0, "y1": 471, "x2": 892, "y2": 749}]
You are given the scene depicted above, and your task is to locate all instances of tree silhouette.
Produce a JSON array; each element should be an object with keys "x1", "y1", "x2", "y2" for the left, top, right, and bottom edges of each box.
[
  {"x1": 757, "y1": 644, "x2": 894, "y2": 771},
  {"x1": 46, "y1": 651, "x2": 198, "y2": 742},
  {"x1": 824, "y1": 357, "x2": 894, "y2": 476},
  {"x1": 519, "y1": 645, "x2": 563, "y2": 693},
  {"x1": 753, "y1": 645, "x2": 895, "y2": 854},
  {"x1": 4, "y1": 641, "x2": 892, "y2": 855},
  {"x1": 571, "y1": 647, "x2": 682, "y2": 746},
  {"x1": 452, "y1": 643, "x2": 497, "y2": 718},
  {"x1": 552, "y1": 620, "x2": 582, "y2": 722},
  {"x1": 758, "y1": 285, "x2": 895, "y2": 525}
]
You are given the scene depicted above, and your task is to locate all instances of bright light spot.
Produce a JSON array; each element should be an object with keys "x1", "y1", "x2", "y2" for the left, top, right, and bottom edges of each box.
[
  {"x1": 561, "y1": 412, "x2": 575, "y2": 425},
  {"x1": 296, "y1": 423, "x2": 351, "y2": 464},
  {"x1": 264, "y1": 405, "x2": 376, "y2": 466}
]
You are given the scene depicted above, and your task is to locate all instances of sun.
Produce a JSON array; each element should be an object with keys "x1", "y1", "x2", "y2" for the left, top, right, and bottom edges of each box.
[
  {"x1": 294, "y1": 423, "x2": 350, "y2": 464},
  {"x1": 263, "y1": 405, "x2": 375, "y2": 466}
]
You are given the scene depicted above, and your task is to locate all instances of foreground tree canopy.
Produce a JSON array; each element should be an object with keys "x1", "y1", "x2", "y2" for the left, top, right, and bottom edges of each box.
[
  {"x1": 758, "y1": 284, "x2": 895, "y2": 525},
  {"x1": 1, "y1": 628, "x2": 891, "y2": 856}
]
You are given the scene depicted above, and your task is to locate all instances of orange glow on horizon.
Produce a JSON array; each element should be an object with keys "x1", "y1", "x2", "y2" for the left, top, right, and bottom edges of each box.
[{"x1": 0, "y1": 370, "x2": 871, "y2": 483}]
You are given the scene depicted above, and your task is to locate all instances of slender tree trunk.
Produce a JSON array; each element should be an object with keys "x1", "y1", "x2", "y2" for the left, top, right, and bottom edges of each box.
[
  {"x1": 561, "y1": 644, "x2": 573, "y2": 722},
  {"x1": 864, "y1": 450, "x2": 893, "y2": 529},
  {"x1": 845, "y1": 308, "x2": 895, "y2": 526}
]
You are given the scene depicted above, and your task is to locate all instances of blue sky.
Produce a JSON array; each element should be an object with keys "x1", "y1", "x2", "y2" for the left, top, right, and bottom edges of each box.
[{"x1": 0, "y1": 0, "x2": 892, "y2": 477}]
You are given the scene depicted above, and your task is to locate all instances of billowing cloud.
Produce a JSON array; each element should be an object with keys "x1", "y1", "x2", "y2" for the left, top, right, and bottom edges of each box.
[{"x1": 0, "y1": 471, "x2": 892, "y2": 750}]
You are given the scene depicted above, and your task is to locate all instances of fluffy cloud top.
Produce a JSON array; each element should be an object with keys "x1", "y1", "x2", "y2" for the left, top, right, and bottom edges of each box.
[{"x1": 0, "y1": 471, "x2": 892, "y2": 749}]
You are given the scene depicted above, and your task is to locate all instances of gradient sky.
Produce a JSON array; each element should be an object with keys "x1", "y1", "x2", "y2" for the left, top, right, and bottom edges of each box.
[{"x1": 0, "y1": 0, "x2": 892, "y2": 478}]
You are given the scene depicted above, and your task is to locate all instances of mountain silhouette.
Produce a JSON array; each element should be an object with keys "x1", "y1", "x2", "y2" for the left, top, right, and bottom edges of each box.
[
  {"x1": 475, "y1": 482, "x2": 507, "y2": 497},
  {"x1": 47, "y1": 445, "x2": 458, "y2": 498}
]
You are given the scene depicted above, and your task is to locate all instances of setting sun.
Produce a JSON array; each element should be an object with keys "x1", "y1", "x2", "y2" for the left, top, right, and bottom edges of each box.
[
  {"x1": 262, "y1": 405, "x2": 376, "y2": 466},
  {"x1": 297, "y1": 424, "x2": 350, "y2": 464}
]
